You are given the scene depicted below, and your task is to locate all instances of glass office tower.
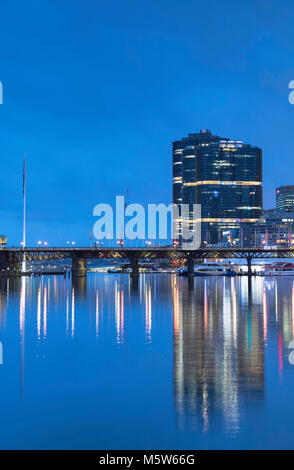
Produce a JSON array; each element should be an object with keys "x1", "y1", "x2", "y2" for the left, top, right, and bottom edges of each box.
[
  {"x1": 173, "y1": 130, "x2": 263, "y2": 245},
  {"x1": 172, "y1": 129, "x2": 226, "y2": 241}
]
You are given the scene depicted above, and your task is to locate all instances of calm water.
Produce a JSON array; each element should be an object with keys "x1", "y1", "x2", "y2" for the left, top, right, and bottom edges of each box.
[{"x1": 0, "y1": 273, "x2": 294, "y2": 449}]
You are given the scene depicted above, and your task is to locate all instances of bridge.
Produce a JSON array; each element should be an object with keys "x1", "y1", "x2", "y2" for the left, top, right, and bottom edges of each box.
[{"x1": 0, "y1": 246, "x2": 294, "y2": 277}]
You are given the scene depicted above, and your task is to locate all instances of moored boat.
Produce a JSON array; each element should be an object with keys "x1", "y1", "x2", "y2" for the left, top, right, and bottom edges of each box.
[
  {"x1": 178, "y1": 261, "x2": 237, "y2": 277},
  {"x1": 194, "y1": 262, "x2": 237, "y2": 276},
  {"x1": 264, "y1": 262, "x2": 294, "y2": 276},
  {"x1": 178, "y1": 266, "x2": 188, "y2": 276}
]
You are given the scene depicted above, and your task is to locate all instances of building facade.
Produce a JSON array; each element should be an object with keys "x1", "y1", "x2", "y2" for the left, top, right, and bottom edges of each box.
[
  {"x1": 172, "y1": 129, "x2": 224, "y2": 241},
  {"x1": 276, "y1": 185, "x2": 294, "y2": 213},
  {"x1": 250, "y1": 210, "x2": 294, "y2": 247},
  {"x1": 0, "y1": 235, "x2": 7, "y2": 247},
  {"x1": 173, "y1": 130, "x2": 263, "y2": 245}
]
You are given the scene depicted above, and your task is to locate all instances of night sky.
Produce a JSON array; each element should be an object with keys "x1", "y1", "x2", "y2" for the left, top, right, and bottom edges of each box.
[{"x1": 0, "y1": 0, "x2": 294, "y2": 245}]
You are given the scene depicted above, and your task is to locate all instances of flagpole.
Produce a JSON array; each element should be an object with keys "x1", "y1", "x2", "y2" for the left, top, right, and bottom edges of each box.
[{"x1": 22, "y1": 155, "x2": 26, "y2": 273}]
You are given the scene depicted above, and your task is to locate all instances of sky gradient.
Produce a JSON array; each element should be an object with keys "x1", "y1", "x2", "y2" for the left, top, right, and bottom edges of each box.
[{"x1": 0, "y1": 0, "x2": 294, "y2": 245}]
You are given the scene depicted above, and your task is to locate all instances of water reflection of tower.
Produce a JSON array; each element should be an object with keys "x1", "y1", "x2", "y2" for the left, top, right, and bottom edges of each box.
[
  {"x1": 263, "y1": 278, "x2": 294, "y2": 377},
  {"x1": 173, "y1": 277, "x2": 265, "y2": 433}
]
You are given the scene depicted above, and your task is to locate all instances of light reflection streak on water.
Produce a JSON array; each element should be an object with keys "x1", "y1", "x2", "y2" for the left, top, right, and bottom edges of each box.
[
  {"x1": 204, "y1": 280, "x2": 208, "y2": 335},
  {"x1": 96, "y1": 290, "x2": 99, "y2": 338},
  {"x1": 292, "y1": 283, "x2": 294, "y2": 340},
  {"x1": 139, "y1": 276, "x2": 143, "y2": 304},
  {"x1": 6, "y1": 278, "x2": 9, "y2": 306},
  {"x1": 37, "y1": 287, "x2": 41, "y2": 341},
  {"x1": 19, "y1": 278, "x2": 25, "y2": 336},
  {"x1": 115, "y1": 281, "x2": 124, "y2": 344},
  {"x1": 173, "y1": 275, "x2": 184, "y2": 427},
  {"x1": 262, "y1": 288, "x2": 267, "y2": 342},
  {"x1": 145, "y1": 281, "x2": 152, "y2": 344},
  {"x1": 120, "y1": 288, "x2": 124, "y2": 342},
  {"x1": 19, "y1": 276, "x2": 26, "y2": 395},
  {"x1": 231, "y1": 278, "x2": 237, "y2": 349},
  {"x1": 200, "y1": 277, "x2": 210, "y2": 434},
  {"x1": 278, "y1": 329, "x2": 284, "y2": 380},
  {"x1": 53, "y1": 276, "x2": 57, "y2": 304},
  {"x1": 71, "y1": 287, "x2": 75, "y2": 338},
  {"x1": 43, "y1": 285, "x2": 47, "y2": 339},
  {"x1": 275, "y1": 282, "x2": 278, "y2": 322},
  {"x1": 173, "y1": 277, "x2": 179, "y2": 338},
  {"x1": 66, "y1": 290, "x2": 69, "y2": 336}
]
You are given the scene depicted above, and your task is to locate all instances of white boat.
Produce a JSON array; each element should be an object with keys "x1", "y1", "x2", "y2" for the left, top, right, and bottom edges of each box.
[
  {"x1": 264, "y1": 262, "x2": 294, "y2": 276},
  {"x1": 179, "y1": 261, "x2": 237, "y2": 277},
  {"x1": 194, "y1": 261, "x2": 237, "y2": 276}
]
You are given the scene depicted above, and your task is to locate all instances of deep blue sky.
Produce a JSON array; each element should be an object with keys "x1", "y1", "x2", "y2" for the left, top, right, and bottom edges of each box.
[{"x1": 1, "y1": 0, "x2": 294, "y2": 246}]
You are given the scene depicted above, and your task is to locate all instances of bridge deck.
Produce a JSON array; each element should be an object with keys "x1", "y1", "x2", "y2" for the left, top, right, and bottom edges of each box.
[{"x1": 1, "y1": 246, "x2": 294, "y2": 261}]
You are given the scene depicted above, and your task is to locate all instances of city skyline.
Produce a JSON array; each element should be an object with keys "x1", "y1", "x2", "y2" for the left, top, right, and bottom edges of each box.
[
  {"x1": 1, "y1": 0, "x2": 294, "y2": 457},
  {"x1": 1, "y1": 121, "x2": 294, "y2": 247},
  {"x1": 0, "y1": 123, "x2": 289, "y2": 247},
  {"x1": 1, "y1": 1, "x2": 294, "y2": 247}
]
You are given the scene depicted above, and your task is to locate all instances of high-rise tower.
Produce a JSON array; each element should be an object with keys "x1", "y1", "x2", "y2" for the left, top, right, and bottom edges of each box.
[
  {"x1": 173, "y1": 130, "x2": 263, "y2": 245},
  {"x1": 172, "y1": 129, "x2": 225, "y2": 241}
]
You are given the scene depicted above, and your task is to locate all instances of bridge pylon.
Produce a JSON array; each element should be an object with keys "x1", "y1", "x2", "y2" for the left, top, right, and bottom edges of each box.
[
  {"x1": 187, "y1": 258, "x2": 194, "y2": 277},
  {"x1": 246, "y1": 256, "x2": 253, "y2": 277},
  {"x1": 130, "y1": 258, "x2": 139, "y2": 279}
]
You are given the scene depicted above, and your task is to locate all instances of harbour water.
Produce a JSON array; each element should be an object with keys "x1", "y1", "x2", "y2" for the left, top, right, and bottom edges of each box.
[{"x1": 0, "y1": 274, "x2": 293, "y2": 449}]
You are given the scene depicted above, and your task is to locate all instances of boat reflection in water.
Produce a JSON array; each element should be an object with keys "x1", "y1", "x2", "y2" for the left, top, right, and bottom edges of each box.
[{"x1": 0, "y1": 273, "x2": 294, "y2": 448}]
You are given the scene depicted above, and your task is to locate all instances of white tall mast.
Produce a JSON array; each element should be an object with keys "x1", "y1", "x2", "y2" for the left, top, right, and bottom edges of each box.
[{"x1": 22, "y1": 154, "x2": 26, "y2": 273}]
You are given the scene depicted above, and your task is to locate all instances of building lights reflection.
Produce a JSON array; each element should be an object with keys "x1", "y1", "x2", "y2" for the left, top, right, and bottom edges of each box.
[
  {"x1": 278, "y1": 330, "x2": 283, "y2": 380},
  {"x1": 43, "y1": 285, "x2": 47, "y2": 339},
  {"x1": 6, "y1": 278, "x2": 9, "y2": 306},
  {"x1": 145, "y1": 282, "x2": 152, "y2": 343},
  {"x1": 71, "y1": 287, "x2": 75, "y2": 338},
  {"x1": 96, "y1": 290, "x2": 99, "y2": 338},
  {"x1": 115, "y1": 281, "x2": 124, "y2": 344},
  {"x1": 275, "y1": 282, "x2": 278, "y2": 322},
  {"x1": 222, "y1": 278, "x2": 240, "y2": 433},
  {"x1": 173, "y1": 277, "x2": 264, "y2": 434},
  {"x1": 204, "y1": 280, "x2": 208, "y2": 335},
  {"x1": 292, "y1": 283, "x2": 294, "y2": 339},
  {"x1": 37, "y1": 287, "x2": 41, "y2": 341},
  {"x1": 262, "y1": 288, "x2": 267, "y2": 342},
  {"x1": 19, "y1": 277, "x2": 26, "y2": 336},
  {"x1": 19, "y1": 276, "x2": 26, "y2": 395},
  {"x1": 231, "y1": 278, "x2": 237, "y2": 348},
  {"x1": 66, "y1": 290, "x2": 69, "y2": 336},
  {"x1": 173, "y1": 277, "x2": 179, "y2": 337}
]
